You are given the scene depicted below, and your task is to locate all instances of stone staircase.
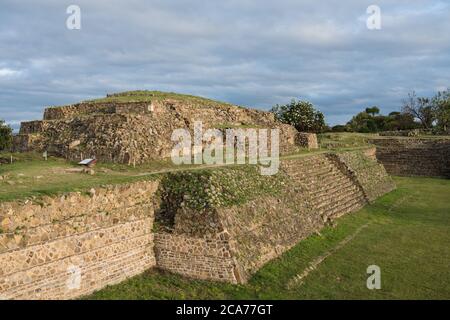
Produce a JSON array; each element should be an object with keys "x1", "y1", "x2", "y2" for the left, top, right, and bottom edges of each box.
[{"x1": 284, "y1": 155, "x2": 368, "y2": 221}]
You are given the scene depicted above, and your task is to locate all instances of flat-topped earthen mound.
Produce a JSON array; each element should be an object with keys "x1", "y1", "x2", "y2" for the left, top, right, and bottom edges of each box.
[{"x1": 13, "y1": 91, "x2": 318, "y2": 164}]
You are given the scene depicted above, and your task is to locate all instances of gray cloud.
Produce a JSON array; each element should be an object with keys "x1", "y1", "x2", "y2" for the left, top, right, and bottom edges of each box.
[{"x1": 1, "y1": 0, "x2": 449, "y2": 130}]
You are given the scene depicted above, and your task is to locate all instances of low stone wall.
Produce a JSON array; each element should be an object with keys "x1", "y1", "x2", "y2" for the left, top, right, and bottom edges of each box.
[
  {"x1": 43, "y1": 103, "x2": 116, "y2": 120},
  {"x1": 12, "y1": 134, "x2": 44, "y2": 153},
  {"x1": 370, "y1": 138, "x2": 450, "y2": 177},
  {"x1": 378, "y1": 129, "x2": 422, "y2": 137},
  {"x1": 0, "y1": 181, "x2": 159, "y2": 300},
  {"x1": 19, "y1": 121, "x2": 47, "y2": 135},
  {"x1": 154, "y1": 232, "x2": 243, "y2": 284},
  {"x1": 296, "y1": 132, "x2": 319, "y2": 149}
]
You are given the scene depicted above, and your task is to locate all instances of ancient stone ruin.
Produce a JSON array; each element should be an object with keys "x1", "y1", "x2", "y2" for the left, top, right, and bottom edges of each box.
[
  {"x1": 13, "y1": 91, "x2": 318, "y2": 163},
  {"x1": 0, "y1": 148, "x2": 395, "y2": 299},
  {"x1": 1, "y1": 91, "x2": 403, "y2": 300},
  {"x1": 370, "y1": 137, "x2": 450, "y2": 178}
]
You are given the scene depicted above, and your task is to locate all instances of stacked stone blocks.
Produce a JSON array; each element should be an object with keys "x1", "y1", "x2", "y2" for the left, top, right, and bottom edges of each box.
[{"x1": 0, "y1": 149, "x2": 395, "y2": 299}]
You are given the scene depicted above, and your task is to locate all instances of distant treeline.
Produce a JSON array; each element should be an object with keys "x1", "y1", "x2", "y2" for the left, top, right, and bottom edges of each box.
[
  {"x1": 272, "y1": 89, "x2": 449, "y2": 135},
  {"x1": 332, "y1": 89, "x2": 450, "y2": 134}
]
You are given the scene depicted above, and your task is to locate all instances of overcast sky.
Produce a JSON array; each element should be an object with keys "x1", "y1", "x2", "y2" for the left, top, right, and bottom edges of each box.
[{"x1": 1, "y1": 0, "x2": 449, "y2": 130}]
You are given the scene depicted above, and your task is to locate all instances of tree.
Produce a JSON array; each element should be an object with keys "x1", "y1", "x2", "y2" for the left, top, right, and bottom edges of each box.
[
  {"x1": 401, "y1": 91, "x2": 435, "y2": 129},
  {"x1": 271, "y1": 99, "x2": 326, "y2": 133},
  {"x1": 431, "y1": 89, "x2": 450, "y2": 133},
  {"x1": 331, "y1": 125, "x2": 349, "y2": 132},
  {"x1": 385, "y1": 112, "x2": 418, "y2": 131},
  {"x1": 347, "y1": 111, "x2": 374, "y2": 132},
  {"x1": 365, "y1": 106, "x2": 380, "y2": 116},
  {"x1": 0, "y1": 120, "x2": 13, "y2": 151}
]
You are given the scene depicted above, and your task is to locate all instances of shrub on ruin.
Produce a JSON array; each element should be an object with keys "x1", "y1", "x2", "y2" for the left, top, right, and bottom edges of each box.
[
  {"x1": 271, "y1": 99, "x2": 326, "y2": 133},
  {"x1": 0, "y1": 120, "x2": 13, "y2": 151}
]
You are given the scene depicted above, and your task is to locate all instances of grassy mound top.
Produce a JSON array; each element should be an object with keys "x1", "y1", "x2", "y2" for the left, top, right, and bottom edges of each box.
[{"x1": 46, "y1": 90, "x2": 239, "y2": 110}]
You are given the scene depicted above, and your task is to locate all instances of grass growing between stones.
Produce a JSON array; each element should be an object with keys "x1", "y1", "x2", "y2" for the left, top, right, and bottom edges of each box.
[{"x1": 86, "y1": 176, "x2": 450, "y2": 300}]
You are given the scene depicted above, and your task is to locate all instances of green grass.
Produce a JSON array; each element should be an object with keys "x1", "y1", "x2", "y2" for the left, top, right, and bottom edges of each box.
[
  {"x1": 318, "y1": 132, "x2": 450, "y2": 150},
  {"x1": 86, "y1": 176, "x2": 450, "y2": 300},
  {"x1": 47, "y1": 90, "x2": 237, "y2": 109},
  {"x1": 0, "y1": 152, "x2": 173, "y2": 202},
  {"x1": 0, "y1": 146, "x2": 371, "y2": 203},
  {"x1": 318, "y1": 132, "x2": 376, "y2": 149}
]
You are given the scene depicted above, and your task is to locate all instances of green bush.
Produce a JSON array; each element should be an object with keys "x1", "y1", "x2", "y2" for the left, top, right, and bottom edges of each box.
[
  {"x1": 432, "y1": 89, "x2": 450, "y2": 134},
  {"x1": 0, "y1": 120, "x2": 13, "y2": 151},
  {"x1": 271, "y1": 99, "x2": 326, "y2": 133}
]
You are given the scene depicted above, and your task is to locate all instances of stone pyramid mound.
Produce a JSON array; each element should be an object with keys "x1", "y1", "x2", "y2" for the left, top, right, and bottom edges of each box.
[{"x1": 13, "y1": 91, "x2": 317, "y2": 164}]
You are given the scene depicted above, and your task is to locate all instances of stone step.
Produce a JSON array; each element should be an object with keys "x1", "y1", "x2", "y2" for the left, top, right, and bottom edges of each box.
[
  {"x1": 287, "y1": 164, "x2": 335, "y2": 178},
  {"x1": 313, "y1": 187, "x2": 363, "y2": 211},
  {"x1": 309, "y1": 180, "x2": 356, "y2": 201},
  {"x1": 328, "y1": 198, "x2": 366, "y2": 218},
  {"x1": 303, "y1": 176, "x2": 354, "y2": 194},
  {"x1": 318, "y1": 195, "x2": 365, "y2": 217},
  {"x1": 318, "y1": 184, "x2": 364, "y2": 205},
  {"x1": 288, "y1": 155, "x2": 331, "y2": 165},
  {"x1": 304, "y1": 171, "x2": 350, "y2": 185},
  {"x1": 294, "y1": 168, "x2": 341, "y2": 182}
]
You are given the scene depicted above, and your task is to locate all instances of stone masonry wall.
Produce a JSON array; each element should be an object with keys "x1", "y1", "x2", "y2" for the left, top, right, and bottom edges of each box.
[
  {"x1": 153, "y1": 232, "x2": 244, "y2": 284},
  {"x1": 370, "y1": 138, "x2": 450, "y2": 178},
  {"x1": 296, "y1": 132, "x2": 319, "y2": 149},
  {"x1": 43, "y1": 103, "x2": 116, "y2": 120},
  {"x1": 15, "y1": 99, "x2": 318, "y2": 162},
  {"x1": 154, "y1": 150, "x2": 394, "y2": 281},
  {"x1": 328, "y1": 148, "x2": 396, "y2": 202},
  {"x1": 0, "y1": 181, "x2": 159, "y2": 300},
  {"x1": 0, "y1": 149, "x2": 394, "y2": 298}
]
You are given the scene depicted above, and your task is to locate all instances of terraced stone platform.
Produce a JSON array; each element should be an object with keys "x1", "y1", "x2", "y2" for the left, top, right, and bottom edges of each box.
[{"x1": 0, "y1": 149, "x2": 395, "y2": 299}]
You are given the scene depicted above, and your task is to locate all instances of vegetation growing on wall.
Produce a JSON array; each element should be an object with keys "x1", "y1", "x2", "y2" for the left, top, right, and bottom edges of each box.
[{"x1": 158, "y1": 165, "x2": 287, "y2": 212}]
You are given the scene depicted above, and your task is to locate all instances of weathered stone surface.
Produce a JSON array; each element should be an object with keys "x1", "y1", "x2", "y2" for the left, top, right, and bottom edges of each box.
[
  {"x1": 0, "y1": 181, "x2": 159, "y2": 300},
  {"x1": 0, "y1": 150, "x2": 394, "y2": 299},
  {"x1": 296, "y1": 132, "x2": 319, "y2": 149},
  {"x1": 328, "y1": 148, "x2": 396, "y2": 202},
  {"x1": 370, "y1": 138, "x2": 450, "y2": 177},
  {"x1": 154, "y1": 150, "x2": 394, "y2": 281},
  {"x1": 154, "y1": 232, "x2": 241, "y2": 284},
  {"x1": 13, "y1": 98, "x2": 319, "y2": 162}
]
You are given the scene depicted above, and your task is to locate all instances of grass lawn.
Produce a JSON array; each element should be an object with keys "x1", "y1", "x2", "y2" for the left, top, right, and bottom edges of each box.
[
  {"x1": 0, "y1": 147, "x2": 369, "y2": 203},
  {"x1": 86, "y1": 176, "x2": 450, "y2": 300}
]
